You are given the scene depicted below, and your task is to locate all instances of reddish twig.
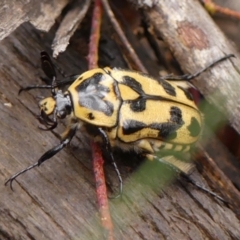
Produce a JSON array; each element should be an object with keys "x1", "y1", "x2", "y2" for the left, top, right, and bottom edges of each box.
[
  {"x1": 91, "y1": 142, "x2": 114, "y2": 240},
  {"x1": 201, "y1": 0, "x2": 240, "y2": 20},
  {"x1": 88, "y1": 0, "x2": 103, "y2": 69},
  {"x1": 88, "y1": 0, "x2": 114, "y2": 239}
]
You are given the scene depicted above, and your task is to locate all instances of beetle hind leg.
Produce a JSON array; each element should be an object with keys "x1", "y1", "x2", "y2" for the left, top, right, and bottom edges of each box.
[
  {"x1": 146, "y1": 154, "x2": 194, "y2": 175},
  {"x1": 146, "y1": 154, "x2": 227, "y2": 203}
]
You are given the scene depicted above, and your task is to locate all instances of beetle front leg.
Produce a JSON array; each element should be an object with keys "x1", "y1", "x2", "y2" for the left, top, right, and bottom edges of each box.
[
  {"x1": 5, "y1": 127, "x2": 77, "y2": 190},
  {"x1": 98, "y1": 127, "x2": 123, "y2": 197}
]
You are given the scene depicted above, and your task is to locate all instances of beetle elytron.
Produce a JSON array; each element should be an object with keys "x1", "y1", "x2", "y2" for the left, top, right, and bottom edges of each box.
[{"x1": 5, "y1": 52, "x2": 234, "y2": 198}]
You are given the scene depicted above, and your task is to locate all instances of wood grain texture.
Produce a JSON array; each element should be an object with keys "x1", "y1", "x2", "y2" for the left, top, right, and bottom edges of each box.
[
  {"x1": 0, "y1": 0, "x2": 69, "y2": 41},
  {"x1": 52, "y1": 0, "x2": 91, "y2": 58}
]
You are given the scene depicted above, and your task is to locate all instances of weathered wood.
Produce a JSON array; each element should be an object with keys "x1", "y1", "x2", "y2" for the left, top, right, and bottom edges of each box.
[
  {"x1": 52, "y1": 0, "x2": 91, "y2": 58},
  {"x1": 0, "y1": 1, "x2": 240, "y2": 240},
  {"x1": 0, "y1": 0, "x2": 70, "y2": 41}
]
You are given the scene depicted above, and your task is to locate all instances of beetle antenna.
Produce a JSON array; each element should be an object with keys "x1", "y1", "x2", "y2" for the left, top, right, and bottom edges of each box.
[
  {"x1": 51, "y1": 76, "x2": 57, "y2": 96},
  {"x1": 40, "y1": 51, "x2": 58, "y2": 96},
  {"x1": 163, "y1": 54, "x2": 235, "y2": 81},
  {"x1": 18, "y1": 85, "x2": 52, "y2": 94},
  {"x1": 19, "y1": 52, "x2": 79, "y2": 94}
]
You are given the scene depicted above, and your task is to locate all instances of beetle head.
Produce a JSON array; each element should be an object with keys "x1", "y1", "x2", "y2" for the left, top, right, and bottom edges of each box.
[{"x1": 38, "y1": 90, "x2": 72, "y2": 130}]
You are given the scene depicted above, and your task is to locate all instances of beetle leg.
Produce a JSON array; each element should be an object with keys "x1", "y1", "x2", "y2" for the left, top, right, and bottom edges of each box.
[
  {"x1": 98, "y1": 127, "x2": 123, "y2": 198},
  {"x1": 5, "y1": 127, "x2": 77, "y2": 190},
  {"x1": 162, "y1": 54, "x2": 234, "y2": 81},
  {"x1": 146, "y1": 154, "x2": 227, "y2": 203},
  {"x1": 180, "y1": 173, "x2": 228, "y2": 204},
  {"x1": 146, "y1": 154, "x2": 193, "y2": 174}
]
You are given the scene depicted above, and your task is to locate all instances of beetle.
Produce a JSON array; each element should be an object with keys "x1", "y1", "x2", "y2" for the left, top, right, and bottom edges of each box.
[{"x1": 5, "y1": 52, "x2": 234, "y2": 200}]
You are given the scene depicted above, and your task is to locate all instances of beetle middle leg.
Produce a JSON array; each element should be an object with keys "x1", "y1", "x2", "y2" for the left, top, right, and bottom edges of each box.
[
  {"x1": 98, "y1": 127, "x2": 123, "y2": 198},
  {"x1": 5, "y1": 127, "x2": 77, "y2": 190}
]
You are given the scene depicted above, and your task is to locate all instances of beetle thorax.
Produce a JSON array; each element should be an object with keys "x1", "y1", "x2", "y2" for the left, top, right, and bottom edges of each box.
[{"x1": 55, "y1": 90, "x2": 72, "y2": 119}]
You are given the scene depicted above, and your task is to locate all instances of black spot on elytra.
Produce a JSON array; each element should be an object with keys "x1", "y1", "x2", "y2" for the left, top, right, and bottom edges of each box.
[
  {"x1": 170, "y1": 106, "x2": 184, "y2": 125},
  {"x1": 122, "y1": 76, "x2": 142, "y2": 92},
  {"x1": 187, "y1": 117, "x2": 201, "y2": 137},
  {"x1": 129, "y1": 98, "x2": 146, "y2": 112},
  {"x1": 153, "y1": 122, "x2": 178, "y2": 140},
  {"x1": 122, "y1": 119, "x2": 179, "y2": 141},
  {"x1": 161, "y1": 81, "x2": 176, "y2": 96},
  {"x1": 122, "y1": 76, "x2": 147, "y2": 97},
  {"x1": 177, "y1": 86, "x2": 193, "y2": 101},
  {"x1": 164, "y1": 130, "x2": 177, "y2": 140},
  {"x1": 122, "y1": 120, "x2": 146, "y2": 135},
  {"x1": 76, "y1": 72, "x2": 114, "y2": 116},
  {"x1": 77, "y1": 73, "x2": 102, "y2": 89},
  {"x1": 87, "y1": 112, "x2": 95, "y2": 120},
  {"x1": 148, "y1": 107, "x2": 184, "y2": 140}
]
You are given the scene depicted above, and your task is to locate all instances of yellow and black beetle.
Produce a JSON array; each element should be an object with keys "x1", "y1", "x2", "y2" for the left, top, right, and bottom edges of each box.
[{"x1": 5, "y1": 52, "x2": 234, "y2": 200}]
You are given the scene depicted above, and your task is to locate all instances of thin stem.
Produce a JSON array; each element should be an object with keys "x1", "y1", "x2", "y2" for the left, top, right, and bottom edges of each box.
[
  {"x1": 91, "y1": 142, "x2": 114, "y2": 240},
  {"x1": 88, "y1": 0, "x2": 103, "y2": 69},
  {"x1": 87, "y1": 1, "x2": 114, "y2": 239}
]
